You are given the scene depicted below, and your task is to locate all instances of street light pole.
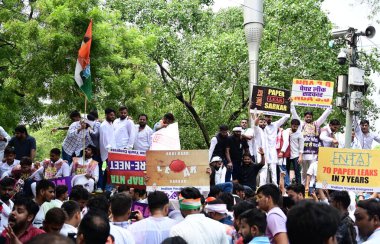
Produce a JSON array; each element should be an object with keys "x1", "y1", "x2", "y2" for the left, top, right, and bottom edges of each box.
[{"x1": 244, "y1": 0, "x2": 263, "y2": 126}]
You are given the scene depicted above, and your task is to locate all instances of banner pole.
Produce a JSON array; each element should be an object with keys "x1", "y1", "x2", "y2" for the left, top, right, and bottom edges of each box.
[{"x1": 82, "y1": 96, "x2": 87, "y2": 163}]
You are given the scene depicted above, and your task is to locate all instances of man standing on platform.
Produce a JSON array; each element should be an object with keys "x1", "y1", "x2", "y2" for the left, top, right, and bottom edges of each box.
[
  {"x1": 114, "y1": 106, "x2": 136, "y2": 150},
  {"x1": 134, "y1": 114, "x2": 153, "y2": 152}
]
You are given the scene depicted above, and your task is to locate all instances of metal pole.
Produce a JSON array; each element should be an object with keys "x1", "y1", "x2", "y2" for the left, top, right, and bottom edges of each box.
[{"x1": 344, "y1": 86, "x2": 352, "y2": 148}]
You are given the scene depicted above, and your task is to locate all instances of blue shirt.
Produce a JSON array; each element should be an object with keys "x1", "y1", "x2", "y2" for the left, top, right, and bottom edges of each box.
[{"x1": 249, "y1": 236, "x2": 270, "y2": 244}]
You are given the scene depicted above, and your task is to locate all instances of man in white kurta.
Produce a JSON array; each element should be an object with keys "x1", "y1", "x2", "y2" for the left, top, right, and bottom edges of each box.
[
  {"x1": 71, "y1": 147, "x2": 99, "y2": 193},
  {"x1": 133, "y1": 114, "x2": 153, "y2": 151},
  {"x1": 319, "y1": 119, "x2": 341, "y2": 148},
  {"x1": 353, "y1": 116, "x2": 380, "y2": 149},
  {"x1": 114, "y1": 106, "x2": 136, "y2": 149},
  {"x1": 0, "y1": 147, "x2": 20, "y2": 177},
  {"x1": 254, "y1": 113, "x2": 289, "y2": 186},
  {"x1": 36, "y1": 148, "x2": 70, "y2": 180},
  {"x1": 170, "y1": 187, "x2": 229, "y2": 244},
  {"x1": 0, "y1": 177, "x2": 15, "y2": 233},
  {"x1": 99, "y1": 108, "x2": 116, "y2": 162}
]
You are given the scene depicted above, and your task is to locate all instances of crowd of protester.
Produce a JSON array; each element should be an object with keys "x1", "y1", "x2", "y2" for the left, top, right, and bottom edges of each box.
[{"x1": 0, "y1": 102, "x2": 379, "y2": 243}]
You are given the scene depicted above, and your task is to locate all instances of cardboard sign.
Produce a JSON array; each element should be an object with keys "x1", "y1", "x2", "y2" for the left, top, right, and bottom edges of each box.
[
  {"x1": 250, "y1": 86, "x2": 290, "y2": 116},
  {"x1": 291, "y1": 79, "x2": 334, "y2": 108},
  {"x1": 49, "y1": 176, "x2": 73, "y2": 194},
  {"x1": 316, "y1": 147, "x2": 380, "y2": 192},
  {"x1": 146, "y1": 150, "x2": 210, "y2": 192},
  {"x1": 107, "y1": 149, "x2": 146, "y2": 189},
  {"x1": 150, "y1": 122, "x2": 181, "y2": 150}
]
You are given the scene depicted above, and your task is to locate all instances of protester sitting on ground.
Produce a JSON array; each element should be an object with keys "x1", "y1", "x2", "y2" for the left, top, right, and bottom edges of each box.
[
  {"x1": 170, "y1": 187, "x2": 229, "y2": 244},
  {"x1": 42, "y1": 207, "x2": 66, "y2": 234},
  {"x1": 76, "y1": 210, "x2": 112, "y2": 244},
  {"x1": 71, "y1": 146, "x2": 99, "y2": 193},
  {"x1": 256, "y1": 184, "x2": 288, "y2": 244},
  {"x1": 36, "y1": 148, "x2": 70, "y2": 179},
  {"x1": 1, "y1": 197, "x2": 44, "y2": 243},
  {"x1": 0, "y1": 177, "x2": 16, "y2": 233},
  {"x1": 330, "y1": 190, "x2": 356, "y2": 244},
  {"x1": 355, "y1": 199, "x2": 380, "y2": 243},
  {"x1": 60, "y1": 200, "x2": 81, "y2": 237},
  {"x1": 128, "y1": 191, "x2": 177, "y2": 244},
  {"x1": 0, "y1": 146, "x2": 20, "y2": 177},
  {"x1": 239, "y1": 208, "x2": 270, "y2": 244},
  {"x1": 204, "y1": 199, "x2": 233, "y2": 226},
  {"x1": 287, "y1": 201, "x2": 340, "y2": 244},
  {"x1": 69, "y1": 186, "x2": 90, "y2": 211},
  {"x1": 33, "y1": 180, "x2": 56, "y2": 228}
]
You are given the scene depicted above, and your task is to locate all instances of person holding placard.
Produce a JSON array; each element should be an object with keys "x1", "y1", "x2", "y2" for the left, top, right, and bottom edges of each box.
[{"x1": 290, "y1": 102, "x2": 332, "y2": 185}]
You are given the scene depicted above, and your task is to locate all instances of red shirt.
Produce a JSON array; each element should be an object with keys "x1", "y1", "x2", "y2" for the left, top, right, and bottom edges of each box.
[{"x1": 1, "y1": 224, "x2": 45, "y2": 243}]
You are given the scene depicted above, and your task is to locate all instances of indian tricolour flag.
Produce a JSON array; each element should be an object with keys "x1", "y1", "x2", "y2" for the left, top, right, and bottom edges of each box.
[{"x1": 74, "y1": 20, "x2": 93, "y2": 100}]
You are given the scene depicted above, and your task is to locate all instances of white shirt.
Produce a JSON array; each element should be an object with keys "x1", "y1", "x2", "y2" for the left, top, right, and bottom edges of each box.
[
  {"x1": 261, "y1": 116, "x2": 289, "y2": 164},
  {"x1": 242, "y1": 128, "x2": 254, "y2": 156},
  {"x1": 291, "y1": 104, "x2": 332, "y2": 160},
  {"x1": 0, "y1": 126, "x2": 11, "y2": 161},
  {"x1": 70, "y1": 157, "x2": 99, "y2": 182},
  {"x1": 99, "y1": 121, "x2": 116, "y2": 162},
  {"x1": 110, "y1": 223, "x2": 135, "y2": 244},
  {"x1": 60, "y1": 223, "x2": 77, "y2": 237},
  {"x1": 0, "y1": 199, "x2": 13, "y2": 233},
  {"x1": 114, "y1": 118, "x2": 137, "y2": 149},
  {"x1": 215, "y1": 166, "x2": 228, "y2": 185},
  {"x1": 208, "y1": 137, "x2": 218, "y2": 162},
  {"x1": 133, "y1": 125, "x2": 153, "y2": 151},
  {"x1": 0, "y1": 160, "x2": 20, "y2": 177},
  {"x1": 170, "y1": 213, "x2": 229, "y2": 244},
  {"x1": 307, "y1": 161, "x2": 318, "y2": 187},
  {"x1": 283, "y1": 128, "x2": 304, "y2": 159},
  {"x1": 320, "y1": 125, "x2": 337, "y2": 148},
  {"x1": 362, "y1": 228, "x2": 380, "y2": 244},
  {"x1": 128, "y1": 216, "x2": 177, "y2": 244},
  {"x1": 353, "y1": 117, "x2": 380, "y2": 149}
]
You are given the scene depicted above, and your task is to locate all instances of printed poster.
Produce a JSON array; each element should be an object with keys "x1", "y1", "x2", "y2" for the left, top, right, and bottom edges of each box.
[
  {"x1": 291, "y1": 78, "x2": 334, "y2": 108},
  {"x1": 150, "y1": 122, "x2": 181, "y2": 150},
  {"x1": 49, "y1": 176, "x2": 73, "y2": 194},
  {"x1": 146, "y1": 150, "x2": 209, "y2": 192},
  {"x1": 316, "y1": 147, "x2": 380, "y2": 192},
  {"x1": 250, "y1": 86, "x2": 290, "y2": 116},
  {"x1": 107, "y1": 149, "x2": 146, "y2": 189}
]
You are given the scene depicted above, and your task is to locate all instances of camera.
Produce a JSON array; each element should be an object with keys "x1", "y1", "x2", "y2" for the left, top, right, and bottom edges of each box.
[{"x1": 337, "y1": 48, "x2": 347, "y2": 65}]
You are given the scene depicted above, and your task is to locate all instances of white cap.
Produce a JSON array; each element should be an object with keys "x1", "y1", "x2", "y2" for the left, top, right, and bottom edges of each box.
[
  {"x1": 232, "y1": 127, "x2": 243, "y2": 132},
  {"x1": 211, "y1": 156, "x2": 222, "y2": 162}
]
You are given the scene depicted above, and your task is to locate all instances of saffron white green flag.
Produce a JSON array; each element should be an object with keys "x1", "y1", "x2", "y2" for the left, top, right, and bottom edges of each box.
[{"x1": 74, "y1": 20, "x2": 93, "y2": 100}]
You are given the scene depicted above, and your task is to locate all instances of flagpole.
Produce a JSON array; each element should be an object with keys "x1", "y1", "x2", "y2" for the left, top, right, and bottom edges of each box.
[{"x1": 82, "y1": 96, "x2": 87, "y2": 163}]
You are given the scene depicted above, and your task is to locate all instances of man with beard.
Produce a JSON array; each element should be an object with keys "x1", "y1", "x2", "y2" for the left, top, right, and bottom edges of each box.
[
  {"x1": 253, "y1": 112, "x2": 289, "y2": 186},
  {"x1": 8, "y1": 125, "x2": 36, "y2": 161},
  {"x1": 320, "y1": 119, "x2": 341, "y2": 148},
  {"x1": 226, "y1": 127, "x2": 250, "y2": 182},
  {"x1": 36, "y1": 148, "x2": 70, "y2": 179},
  {"x1": 133, "y1": 114, "x2": 153, "y2": 151},
  {"x1": 291, "y1": 102, "x2": 332, "y2": 184},
  {"x1": 0, "y1": 177, "x2": 16, "y2": 233},
  {"x1": 353, "y1": 118, "x2": 380, "y2": 149},
  {"x1": 32, "y1": 180, "x2": 56, "y2": 228},
  {"x1": 114, "y1": 106, "x2": 137, "y2": 150},
  {"x1": 1, "y1": 197, "x2": 44, "y2": 243},
  {"x1": 238, "y1": 208, "x2": 269, "y2": 244},
  {"x1": 71, "y1": 146, "x2": 99, "y2": 193},
  {"x1": 99, "y1": 108, "x2": 116, "y2": 164},
  {"x1": 355, "y1": 199, "x2": 380, "y2": 243},
  {"x1": 232, "y1": 201, "x2": 256, "y2": 244}
]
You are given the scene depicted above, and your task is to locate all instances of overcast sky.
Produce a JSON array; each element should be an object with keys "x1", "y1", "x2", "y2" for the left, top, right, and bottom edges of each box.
[{"x1": 214, "y1": 0, "x2": 380, "y2": 139}]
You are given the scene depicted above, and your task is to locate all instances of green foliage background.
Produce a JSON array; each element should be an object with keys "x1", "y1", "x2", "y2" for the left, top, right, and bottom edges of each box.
[{"x1": 1, "y1": 0, "x2": 380, "y2": 160}]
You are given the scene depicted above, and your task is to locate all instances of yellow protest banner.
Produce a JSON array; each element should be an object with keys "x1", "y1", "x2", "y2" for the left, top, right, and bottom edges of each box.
[
  {"x1": 316, "y1": 147, "x2": 380, "y2": 192},
  {"x1": 291, "y1": 79, "x2": 334, "y2": 108},
  {"x1": 146, "y1": 150, "x2": 210, "y2": 192}
]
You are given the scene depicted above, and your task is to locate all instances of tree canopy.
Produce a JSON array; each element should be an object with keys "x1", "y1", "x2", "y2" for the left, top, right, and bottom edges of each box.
[{"x1": 1, "y1": 0, "x2": 379, "y2": 157}]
